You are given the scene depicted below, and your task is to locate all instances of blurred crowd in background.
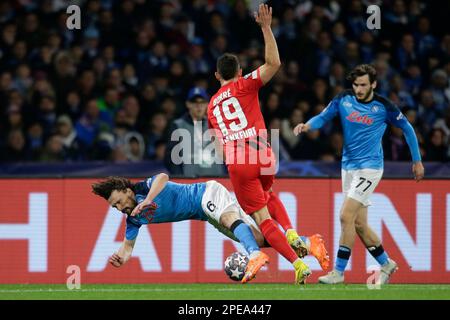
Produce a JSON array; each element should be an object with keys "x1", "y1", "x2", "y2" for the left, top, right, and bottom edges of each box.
[{"x1": 0, "y1": 0, "x2": 449, "y2": 168}]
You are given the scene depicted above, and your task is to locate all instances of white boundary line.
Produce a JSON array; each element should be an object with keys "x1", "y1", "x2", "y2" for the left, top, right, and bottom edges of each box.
[{"x1": 1, "y1": 286, "x2": 450, "y2": 293}]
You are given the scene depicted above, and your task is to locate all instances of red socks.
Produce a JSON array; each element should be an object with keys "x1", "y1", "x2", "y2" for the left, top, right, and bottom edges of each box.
[
  {"x1": 259, "y1": 218, "x2": 298, "y2": 263},
  {"x1": 267, "y1": 192, "x2": 293, "y2": 231}
]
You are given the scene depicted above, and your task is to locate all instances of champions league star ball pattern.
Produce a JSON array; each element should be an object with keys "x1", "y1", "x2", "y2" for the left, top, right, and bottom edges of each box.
[{"x1": 224, "y1": 252, "x2": 249, "y2": 281}]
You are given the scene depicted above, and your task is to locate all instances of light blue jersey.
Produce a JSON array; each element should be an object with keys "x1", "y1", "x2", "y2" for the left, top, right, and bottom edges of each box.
[
  {"x1": 125, "y1": 177, "x2": 207, "y2": 240},
  {"x1": 307, "y1": 90, "x2": 421, "y2": 170}
]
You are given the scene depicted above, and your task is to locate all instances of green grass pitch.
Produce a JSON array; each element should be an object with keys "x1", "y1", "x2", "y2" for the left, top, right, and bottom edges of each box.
[{"x1": 1, "y1": 284, "x2": 449, "y2": 300}]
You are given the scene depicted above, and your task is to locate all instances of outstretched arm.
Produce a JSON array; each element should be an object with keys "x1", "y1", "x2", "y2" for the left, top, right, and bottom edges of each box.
[
  {"x1": 109, "y1": 238, "x2": 136, "y2": 268},
  {"x1": 130, "y1": 173, "x2": 169, "y2": 216},
  {"x1": 293, "y1": 99, "x2": 339, "y2": 136},
  {"x1": 255, "y1": 4, "x2": 281, "y2": 85}
]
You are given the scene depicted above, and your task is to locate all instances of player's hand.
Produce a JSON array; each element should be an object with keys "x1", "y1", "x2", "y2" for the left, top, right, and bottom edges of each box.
[
  {"x1": 412, "y1": 161, "x2": 424, "y2": 182},
  {"x1": 130, "y1": 199, "x2": 152, "y2": 217},
  {"x1": 254, "y1": 3, "x2": 272, "y2": 28},
  {"x1": 293, "y1": 123, "x2": 310, "y2": 136},
  {"x1": 109, "y1": 253, "x2": 124, "y2": 268}
]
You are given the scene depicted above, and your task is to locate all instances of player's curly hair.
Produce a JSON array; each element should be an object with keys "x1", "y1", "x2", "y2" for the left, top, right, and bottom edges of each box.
[
  {"x1": 346, "y1": 64, "x2": 377, "y2": 84},
  {"x1": 91, "y1": 177, "x2": 134, "y2": 200}
]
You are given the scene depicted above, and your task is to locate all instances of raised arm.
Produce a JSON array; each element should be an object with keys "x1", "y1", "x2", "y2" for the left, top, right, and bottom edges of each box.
[
  {"x1": 255, "y1": 4, "x2": 281, "y2": 85},
  {"x1": 130, "y1": 173, "x2": 169, "y2": 216},
  {"x1": 109, "y1": 238, "x2": 136, "y2": 268}
]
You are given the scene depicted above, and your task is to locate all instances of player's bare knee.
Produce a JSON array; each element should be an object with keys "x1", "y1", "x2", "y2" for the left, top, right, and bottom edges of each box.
[
  {"x1": 340, "y1": 199, "x2": 362, "y2": 226},
  {"x1": 251, "y1": 206, "x2": 271, "y2": 225},
  {"x1": 340, "y1": 210, "x2": 357, "y2": 227},
  {"x1": 355, "y1": 221, "x2": 367, "y2": 235},
  {"x1": 220, "y1": 211, "x2": 240, "y2": 229}
]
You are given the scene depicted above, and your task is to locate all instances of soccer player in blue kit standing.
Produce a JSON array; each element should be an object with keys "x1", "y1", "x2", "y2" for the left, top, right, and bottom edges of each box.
[{"x1": 293, "y1": 64, "x2": 425, "y2": 284}]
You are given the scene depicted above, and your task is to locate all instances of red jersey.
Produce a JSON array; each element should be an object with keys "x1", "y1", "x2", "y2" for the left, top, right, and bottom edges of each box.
[{"x1": 207, "y1": 68, "x2": 270, "y2": 164}]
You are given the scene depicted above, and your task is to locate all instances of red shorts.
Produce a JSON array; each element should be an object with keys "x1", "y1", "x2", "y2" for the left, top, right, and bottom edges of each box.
[{"x1": 227, "y1": 147, "x2": 276, "y2": 214}]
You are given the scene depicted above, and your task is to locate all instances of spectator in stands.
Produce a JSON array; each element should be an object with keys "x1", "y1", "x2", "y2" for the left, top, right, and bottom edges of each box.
[
  {"x1": 39, "y1": 134, "x2": 65, "y2": 162},
  {"x1": 145, "y1": 112, "x2": 168, "y2": 160},
  {"x1": 1, "y1": 129, "x2": 27, "y2": 162},
  {"x1": 55, "y1": 114, "x2": 84, "y2": 161},
  {"x1": 165, "y1": 87, "x2": 225, "y2": 177},
  {"x1": 26, "y1": 122, "x2": 44, "y2": 161},
  {"x1": 75, "y1": 98, "x2": 112, "y2": 151},
  {"x1": 0, "y1": 0, "x2": 447, "y2": 166},
  {"x1": 123, "y1": 133, "x2": 146, "y2": 162},
  {"x1": 425, "y1": 128, "x2": 448, "y2": 161},
  {"x1": 429, "y1": 69, "x2": 449, "y2": 113}
]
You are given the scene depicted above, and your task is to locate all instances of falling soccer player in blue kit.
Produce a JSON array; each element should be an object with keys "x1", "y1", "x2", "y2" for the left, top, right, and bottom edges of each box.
[
  {"x1": 91, "y1": 173, "x2": 268, "y2": 283},
  {"x1": 91, "y1": 173, "x2": 327, "y2": 283},
  {"x1": 293, "y1": 64, "x2": 425, "y2": 284}
]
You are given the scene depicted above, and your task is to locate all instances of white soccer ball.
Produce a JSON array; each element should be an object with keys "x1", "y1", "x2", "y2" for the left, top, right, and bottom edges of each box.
[{"x1": 224, "y1": 252, "x2": 249, "y2": 281}]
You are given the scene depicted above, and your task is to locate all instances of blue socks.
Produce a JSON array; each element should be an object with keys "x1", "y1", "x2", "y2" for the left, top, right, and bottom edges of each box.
[
  {"x1": 335, "y1": 245, "x2": 351, "y2": 274},
  {"x1": 230, "y1": 220, "x2": 260, "y2": 255},
  {"x1": 334, "y1": 244, "x2": 389, "y2": 274},
  {"x1": 367, "y1": 245, "x2": 389, "y2": 266}
]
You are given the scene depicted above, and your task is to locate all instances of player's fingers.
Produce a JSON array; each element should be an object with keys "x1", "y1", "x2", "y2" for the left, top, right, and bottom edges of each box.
[
  {"x1": 131, "y1": 206, "x2": 141, "y2": 216},
  {"x1": 111, "y1": 261, "x2": 120, "y2": 267},
  {"x1": 259, "y1": 4, "x2": 266, "y2": 16},
  {"x1": 414, "y1": 170, "x2": 423, "y2": 182}
]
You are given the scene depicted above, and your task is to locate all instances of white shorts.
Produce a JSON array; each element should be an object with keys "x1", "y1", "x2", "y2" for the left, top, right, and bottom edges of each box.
[
  {"x1": 201, "y1": 180, "x2": 260, "y2": 241},
  {"x1": 342, "y1": 168, "x2": 383, "y2": 207}
]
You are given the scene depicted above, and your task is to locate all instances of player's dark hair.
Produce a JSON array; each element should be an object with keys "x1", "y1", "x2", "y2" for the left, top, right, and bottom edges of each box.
[
  {"x1": 91, "y1": 177, "x2": 134, "y2": 200},
  {"x1": 346, "y1": 64, "x2": 377, "y2": 84},
  {"x1": 217, "y1": 53, "x2": 240, "y2": 80}
]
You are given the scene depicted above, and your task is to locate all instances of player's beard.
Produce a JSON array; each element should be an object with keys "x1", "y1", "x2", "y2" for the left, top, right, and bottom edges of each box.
[
  {"x1": 124, "y1": 198, "x2": 137, "y2": 215},
  {"x1": 356, "y1": 87, "x2": 373, "y2": 102}
]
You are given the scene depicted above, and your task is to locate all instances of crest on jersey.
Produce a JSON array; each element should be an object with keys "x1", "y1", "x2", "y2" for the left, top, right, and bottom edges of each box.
[
  {"x1": 140, "y1": 202, "x2": 158, "y2": 223},
  {"x1": 371, "y1": 105, "x2": 379, "y2": 113}
]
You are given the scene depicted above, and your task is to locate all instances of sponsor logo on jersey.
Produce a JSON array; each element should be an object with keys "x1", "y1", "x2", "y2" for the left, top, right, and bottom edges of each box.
[
  {"x1": 346, "y1": 111, "x2": 374, "y2": 125},
  {"x1": 222, "y1": 127, "x2": 257, "y2": 143},
  {"x1": 343, "y1": 101, "x2": 353, "y2": 107}
]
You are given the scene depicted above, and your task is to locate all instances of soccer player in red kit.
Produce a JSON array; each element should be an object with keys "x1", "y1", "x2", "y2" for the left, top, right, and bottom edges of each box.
[{"x1": 207, "y1": 4, "x2": 329, "y2": 284}]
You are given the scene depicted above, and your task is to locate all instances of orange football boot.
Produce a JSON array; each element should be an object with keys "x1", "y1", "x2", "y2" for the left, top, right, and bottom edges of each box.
[
  {"x1": 308, "y1": 234, "x2": 330, "y2": 271},
  {"x1": 241, "y1": 251, "x2": 270, "y2": 283}
]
